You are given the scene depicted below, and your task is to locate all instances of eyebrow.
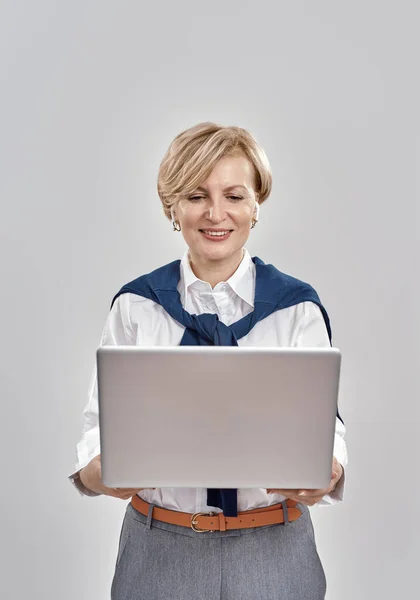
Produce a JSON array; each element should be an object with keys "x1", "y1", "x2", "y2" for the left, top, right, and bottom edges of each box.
[{"x1": 195, "y1": 185, "x2": 248, "y2": 192}]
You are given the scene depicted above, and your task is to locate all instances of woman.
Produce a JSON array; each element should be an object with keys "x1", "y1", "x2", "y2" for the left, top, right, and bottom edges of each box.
[{"x1": 69, "y1": 122, "x2": 347, "y2": 600}]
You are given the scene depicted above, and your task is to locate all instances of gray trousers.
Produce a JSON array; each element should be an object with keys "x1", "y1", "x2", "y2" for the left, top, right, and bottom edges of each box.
[{"x1": 111, "y1": 501, "x2": 327, "y2": 600}]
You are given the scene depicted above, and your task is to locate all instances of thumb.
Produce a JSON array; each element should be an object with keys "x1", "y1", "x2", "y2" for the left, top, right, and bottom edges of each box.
[{"x1": 332, "y1": 466, "x2": 342, "y2": 482}]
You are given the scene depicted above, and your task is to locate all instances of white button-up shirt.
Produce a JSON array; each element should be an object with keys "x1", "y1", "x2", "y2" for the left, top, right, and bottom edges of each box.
[{"x1": 69, "y1": 248, "x2": 348, "y2": 512}]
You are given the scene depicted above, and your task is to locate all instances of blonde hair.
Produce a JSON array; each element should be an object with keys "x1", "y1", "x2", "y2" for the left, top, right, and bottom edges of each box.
[{"x1": 157, "y1": 122, "x2": 272, "y2": 219}]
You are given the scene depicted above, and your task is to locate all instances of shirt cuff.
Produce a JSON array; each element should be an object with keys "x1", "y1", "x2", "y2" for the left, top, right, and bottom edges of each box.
[
  {"x1": 315, "y1": 424, "x2": 348, "y2": 506},
  {"x1": 68, "y1": 470, "x2": 101, "y2": 497}
]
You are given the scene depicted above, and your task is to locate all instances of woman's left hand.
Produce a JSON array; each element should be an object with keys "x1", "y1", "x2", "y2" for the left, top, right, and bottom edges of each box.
[{"x1": 266, "y1": 456, "x2": 343, "y2": 506}]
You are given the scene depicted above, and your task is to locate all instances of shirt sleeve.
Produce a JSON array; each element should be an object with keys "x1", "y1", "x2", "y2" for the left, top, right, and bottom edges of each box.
[
  {"x1": 68, "y1": 293, "x2": 136, "y2": 496},
  {"x1": 295, "y1": 301, "x2": 348, "y2": 506}
]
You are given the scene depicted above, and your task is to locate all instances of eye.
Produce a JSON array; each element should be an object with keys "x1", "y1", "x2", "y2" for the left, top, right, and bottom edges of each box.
[{"x1": 187, "y1": 194, "x2": 243, "y2": 202}]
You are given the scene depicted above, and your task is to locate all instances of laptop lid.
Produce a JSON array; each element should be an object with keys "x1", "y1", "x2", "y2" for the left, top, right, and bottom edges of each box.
[{"x1": 97, "y1": 346, "x2": 341, "y2": 489}]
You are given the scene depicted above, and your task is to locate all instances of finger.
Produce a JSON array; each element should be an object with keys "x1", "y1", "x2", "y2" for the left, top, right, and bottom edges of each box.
[
  {"x1": 111, "y1": 487, "x2": 156, "y2": 499},
  {"x1": 299, "y1": 497, "x2": 322, "y2": 506},
  {"x1": 284, "y1": 489, "x2": 318, "y2": 498},
  {"x1": 118, "y1": 489, "x2": 154, "y2": 499},
  {"x1": 117, "y1": 489, "x2": 139, "y2": 498},
  {"x1": 267, "y1": 489, "x2": 300, "y2": 495},
  {"x1": 104, "y1": 487, "x2": 133, "y2": 498},
  {"x1": 113, "y1": 487, "x2": 156, "y2": 492},
  {"x1": 266, "y1": 489, "x2": 328, "y2": 503},
  {"x1": 104, "y1": 488, "x2": 123, "y2": 498},
  {"x1": 299, "y1": 480, "x2": 339, "y2": 498},
  {"x1": 297, "y1": 489, "x2": 328, "y2": 499},
  {"x1": 112, "y1": 488, "x2": 127, "y2": 497}
]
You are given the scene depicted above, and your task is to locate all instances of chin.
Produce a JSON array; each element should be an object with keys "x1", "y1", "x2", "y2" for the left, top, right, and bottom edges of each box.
[{"x1": 199, "y1": 244, "x2": 240, "y2": 262}]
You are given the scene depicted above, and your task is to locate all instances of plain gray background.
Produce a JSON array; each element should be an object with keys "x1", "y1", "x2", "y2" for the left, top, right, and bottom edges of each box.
[{"x1": 1, "y1": 1, "x2": 419, "y2": 599}]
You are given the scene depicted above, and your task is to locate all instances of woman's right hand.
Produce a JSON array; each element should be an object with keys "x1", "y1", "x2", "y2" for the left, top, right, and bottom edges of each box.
[{"x1": 79, "y1": 454, "x2": 155, "y2": 500}]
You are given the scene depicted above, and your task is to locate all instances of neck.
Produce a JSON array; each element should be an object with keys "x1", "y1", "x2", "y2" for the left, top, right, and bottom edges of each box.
[{"x1": 188, "y1": 249, "x2": 245, "y2": 288}]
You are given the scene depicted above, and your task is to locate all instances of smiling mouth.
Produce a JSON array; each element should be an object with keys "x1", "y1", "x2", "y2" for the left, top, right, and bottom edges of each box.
[{"x1": 199, "y1": 229, "x2": 234, "y2": 238}]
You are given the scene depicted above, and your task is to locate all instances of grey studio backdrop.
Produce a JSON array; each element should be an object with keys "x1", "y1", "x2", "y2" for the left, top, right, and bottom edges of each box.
[{"x1": 1, "y1": 2, "x2": 419, "y2": 599}]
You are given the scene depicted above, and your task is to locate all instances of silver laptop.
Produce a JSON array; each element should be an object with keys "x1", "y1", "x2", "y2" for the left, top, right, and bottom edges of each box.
[{"x1": 97, "y1": 346, "x2": 341, "y2": 489}]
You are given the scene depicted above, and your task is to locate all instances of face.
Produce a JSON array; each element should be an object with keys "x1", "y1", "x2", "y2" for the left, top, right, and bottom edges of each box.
[{"x1": 173, "y1": 155, "x2": 258, "y2": 265}]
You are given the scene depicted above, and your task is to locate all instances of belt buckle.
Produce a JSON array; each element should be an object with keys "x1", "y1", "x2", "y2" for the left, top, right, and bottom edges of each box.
[{"x1": 191, "y1": 511, "x2": 216, "y2": 533}]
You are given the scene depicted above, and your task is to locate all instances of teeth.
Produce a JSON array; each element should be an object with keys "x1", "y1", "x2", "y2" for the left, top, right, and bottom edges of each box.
[{"x1": 202, "y1": 230, "x2": 230, "y2": 236}]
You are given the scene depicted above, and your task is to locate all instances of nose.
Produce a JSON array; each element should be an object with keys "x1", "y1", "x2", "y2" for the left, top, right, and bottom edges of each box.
[{"x1": 206, "y1": 199, "x2": 226, "y2": 223}]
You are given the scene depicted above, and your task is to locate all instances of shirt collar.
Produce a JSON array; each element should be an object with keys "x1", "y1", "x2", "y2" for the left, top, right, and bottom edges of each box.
[{"x1": 179, "y1": 248, "x2": 255, "y2": 308}]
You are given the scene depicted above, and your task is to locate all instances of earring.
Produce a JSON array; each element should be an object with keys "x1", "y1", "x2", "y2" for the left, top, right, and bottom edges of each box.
[
  {"x1": 251, "y1": 201, "x2": 259, "y2": 228},
  {"x1": 170, "y1": 207, "x2": 181, "y2": 232}
]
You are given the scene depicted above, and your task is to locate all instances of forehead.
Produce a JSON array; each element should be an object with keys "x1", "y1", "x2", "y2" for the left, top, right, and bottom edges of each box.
[{"x1": 199, "y1": 155, "x2": 255, "y2": 189}]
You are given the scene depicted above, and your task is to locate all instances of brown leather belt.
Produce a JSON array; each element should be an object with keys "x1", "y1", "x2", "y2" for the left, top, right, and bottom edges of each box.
[{"x1": 131, "y1": 494, "x2": 302, "y2": 532}]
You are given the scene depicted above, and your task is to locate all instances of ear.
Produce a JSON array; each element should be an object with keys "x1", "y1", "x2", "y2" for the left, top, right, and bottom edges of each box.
[{"x1": 254, "y1": 201, "x2": 260, "y2": 220}]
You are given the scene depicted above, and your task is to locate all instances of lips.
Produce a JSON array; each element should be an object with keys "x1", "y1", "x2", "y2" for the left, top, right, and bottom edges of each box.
[{"x1": 199, "y1": 229, "x2": 233, "y2": 242}]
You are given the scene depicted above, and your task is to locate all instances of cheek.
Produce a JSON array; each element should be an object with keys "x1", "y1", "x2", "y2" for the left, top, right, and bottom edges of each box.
[
  {"x1": 179, "y1": 214, "x2": 202, "y2": 243},
  {"x1": 181, "y1": 215, "x2": 199, "y2": 234},
  {"x1": 235, "y1": 208, "x2": 254, "y2": 228},
  {"x1": 177, "y1": 205, "x2": 200, "y2": 230}
]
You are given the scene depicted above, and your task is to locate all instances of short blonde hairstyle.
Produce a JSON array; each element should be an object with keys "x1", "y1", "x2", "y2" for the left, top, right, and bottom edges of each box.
[{"x1": 157, "y1": 122, "x2": 272, "y2": 219}]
